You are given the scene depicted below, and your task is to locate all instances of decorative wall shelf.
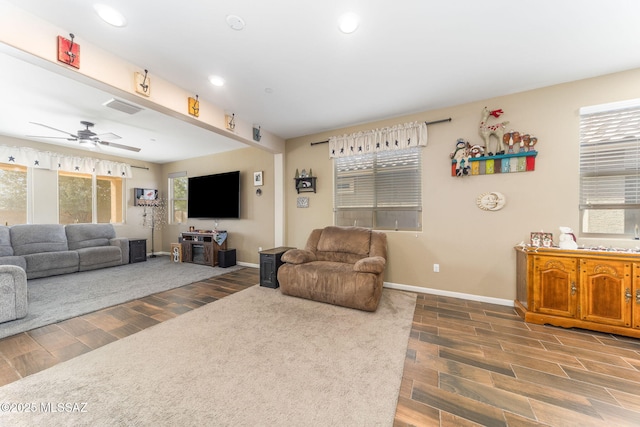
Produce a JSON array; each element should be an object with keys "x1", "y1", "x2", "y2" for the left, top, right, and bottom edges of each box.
[
  {"x1": 451, "y1": 151, "x2": 537, "y2": 177},
  {"x1": 295, "y1": 176, "x2": 316, "y2": 193}
]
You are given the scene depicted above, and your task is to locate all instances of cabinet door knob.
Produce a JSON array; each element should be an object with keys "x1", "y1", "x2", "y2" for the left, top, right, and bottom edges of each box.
[
  {"x1": 571, "y1": 281, "x2": 577, "y2": 296},
  {"x1": 625, "y1": 288, "x2": 632, "y2": 302}
]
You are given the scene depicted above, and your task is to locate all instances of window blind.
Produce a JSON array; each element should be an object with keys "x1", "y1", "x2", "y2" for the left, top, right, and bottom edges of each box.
[
  {"x1": 579, "y1": 103, "x2": 640, "y2": 208},
  {"x1": 334, "y1": 147, "x2": 422, "y2": 230}
]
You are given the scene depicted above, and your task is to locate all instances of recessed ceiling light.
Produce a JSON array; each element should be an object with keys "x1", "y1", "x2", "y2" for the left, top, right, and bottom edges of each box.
[
  {"x1": 94, "y1": 4, "x2": 127, "y2": 27},
  {"x1": 338, "y1": 13, "x2": 359, "y2": 34},
  {"x1": 209, "y1": 75, "x2": 225, "y2": 87},
  {"x1": 226, "y1": 15, "x2": 245, "y2": 31}
]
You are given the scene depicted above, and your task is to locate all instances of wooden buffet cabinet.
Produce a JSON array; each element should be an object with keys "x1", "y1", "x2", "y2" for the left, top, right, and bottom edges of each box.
[{"x1": 515, "y1": 246, "x2": 640, "y2": 338}]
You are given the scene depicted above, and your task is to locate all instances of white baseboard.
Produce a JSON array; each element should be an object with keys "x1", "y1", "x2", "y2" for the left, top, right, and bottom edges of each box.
[
  {"x1": 148, "y1": 253, "x2": 257, "y2": 269},
  {"x1": 156, "y1": 257, "x2": 512, "y2": 305},
  {"x1": 383, "y1": 281, "x2": 514, "y2": 307},
  {"x1": 151, "y1": 251, "x2": 170, "y2": 257},
  {"x1": 238, "y1": 262, "x2": 258, "y2": 268}
]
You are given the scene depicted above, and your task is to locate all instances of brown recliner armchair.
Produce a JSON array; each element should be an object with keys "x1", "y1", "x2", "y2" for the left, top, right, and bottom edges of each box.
[{"x1": 277, "y1": 226, "x2": 387, "y2": 311}]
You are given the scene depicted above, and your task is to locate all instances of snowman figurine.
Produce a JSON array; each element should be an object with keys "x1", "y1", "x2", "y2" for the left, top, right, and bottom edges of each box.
[{"x1": 558, "y1": 226, "x2": 578, "y2": 249}]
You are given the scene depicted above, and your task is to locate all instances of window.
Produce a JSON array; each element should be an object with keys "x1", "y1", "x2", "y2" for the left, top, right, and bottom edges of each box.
[
  {"x1": 58, "y1": 171, "x2": 123, "y2": 224},
  {"x1": 0, "y1": 163, "x2": 27, "y2": 225},
  {"x1": 169, "y1": 172, "x2": 188, "y2": 224},
  {"x1": 334, "y1": 147, "x2": 422, "y2": 231},
  {"x1": 97, "y1": 175, "x2": 123, "y2": 223},
  {"x1": 579, "y1": 99, "x2": 640, "y2": 236}
]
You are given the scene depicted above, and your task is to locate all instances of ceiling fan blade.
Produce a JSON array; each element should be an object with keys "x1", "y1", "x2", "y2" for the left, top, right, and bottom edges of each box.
[
  {"x1": 26, "y1": 135, "x2": 78, "y2": 141},
  {"x1": 29, "y1": 122, "x2": 78, "y2": 139},
  {"x1": 97, "y1": 140, "x2": 141, "y2": 152},
  {"x1": 95, "y1": 132, "x2": 122, "y2": 140}
]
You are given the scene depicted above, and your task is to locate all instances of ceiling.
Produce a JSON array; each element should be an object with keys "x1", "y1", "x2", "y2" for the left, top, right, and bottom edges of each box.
[
  {"x1": 0, "y1": 49, "x2": 246, "y2": 164},
  {"x1": 2, "y1": 0, "x2": 640, "y2": 163}
]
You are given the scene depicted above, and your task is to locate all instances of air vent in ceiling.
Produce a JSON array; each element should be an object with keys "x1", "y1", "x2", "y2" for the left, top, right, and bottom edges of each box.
[{"x1": 103, "y1": 98, "x2": 144, "y2": 115}]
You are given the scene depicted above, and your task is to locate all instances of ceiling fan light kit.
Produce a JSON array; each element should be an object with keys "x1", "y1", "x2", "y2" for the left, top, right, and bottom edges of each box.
[{"x1": 78, "y1": 139, "x2": 96, "y2": 149}]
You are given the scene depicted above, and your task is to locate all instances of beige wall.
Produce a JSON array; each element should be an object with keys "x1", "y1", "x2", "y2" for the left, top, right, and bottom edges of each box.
[
  {"x1": 284, "y1": 68, "x2": 640, "y2": 302},
  {"x1": 160, "y1": 147, "x2": 276, "y2": 265}
]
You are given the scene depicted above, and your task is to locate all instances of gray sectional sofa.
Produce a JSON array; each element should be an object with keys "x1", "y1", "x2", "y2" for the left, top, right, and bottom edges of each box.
[
  {"x1": 0, "y1": 223, "x2": 129, "y2": 279},
  {"x1": 0, "y1": 265, "x2": 28, "y2": 323}
]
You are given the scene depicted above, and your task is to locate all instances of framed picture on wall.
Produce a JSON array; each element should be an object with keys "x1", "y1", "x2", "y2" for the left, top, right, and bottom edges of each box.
[
  {"x1": 134, "y1": 188, "x2": 158, "y2": 206},
  {"x1": 254, "y1": 171, "x2": 263, "y2": 186}
]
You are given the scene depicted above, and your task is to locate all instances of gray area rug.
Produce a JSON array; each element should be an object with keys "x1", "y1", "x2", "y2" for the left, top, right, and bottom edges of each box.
[
  {"x1": 0, "y1": 285, "x2": 416, "y2": 426},
  {"x1": 0, "y1": 256, "x2": 243, "y2": 339}
]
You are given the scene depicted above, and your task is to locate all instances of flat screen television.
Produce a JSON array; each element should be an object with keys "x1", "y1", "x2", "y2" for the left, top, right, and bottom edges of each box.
[{"x1": 187, "y1": 171, "x2": 240, "y2": 219}]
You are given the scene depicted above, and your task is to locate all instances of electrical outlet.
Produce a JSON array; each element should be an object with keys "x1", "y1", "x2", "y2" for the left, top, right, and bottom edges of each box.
[{"x1": 433, "y1": 264, "x2": 440, "y2": 273}]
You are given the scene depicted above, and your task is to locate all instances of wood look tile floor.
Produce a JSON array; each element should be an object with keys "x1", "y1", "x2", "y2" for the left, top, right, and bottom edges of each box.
[
  {"x1": 395, "y1": 293, "x2": 640, "y2": 427},
  {"x1": 1, "y1": 268, "x2": 639, "y2": 426}
]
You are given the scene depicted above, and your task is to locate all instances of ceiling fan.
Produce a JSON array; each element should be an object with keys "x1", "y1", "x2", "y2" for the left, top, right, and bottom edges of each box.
[{"x1": 28, "y1": 121, "x2": 141, "y2": 152}]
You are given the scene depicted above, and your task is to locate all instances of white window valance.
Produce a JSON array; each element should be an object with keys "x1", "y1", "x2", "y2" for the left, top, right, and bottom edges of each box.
[
  {"x1": 0, "y1": 145, "x2": 132, "y2": 178},
  {"x1": 329, "y1": 121, "x2": 427, "y2": 158}
]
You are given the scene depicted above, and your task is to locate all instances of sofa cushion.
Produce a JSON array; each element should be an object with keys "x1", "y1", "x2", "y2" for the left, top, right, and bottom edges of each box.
[
  {"x1": 0, "y1": 256, "x2": 27, "y2": 271},
  {"x1": 278, "y1": 260, "x2": 382, "y2": 312},
  {"x1": 24, "y1": 251, "x2": 79, "y2": 279},
  {"x1": 10, "y1": 224, "x2": 69, "y2": 256},
  {"x1": 65, "y1": 223, "x2": 116, "y2": 250},
  {"x1": 0, "y1": 265, "x2": 28, "y2": 323},
  {"x1": 353, "y1": 256, "x2": 386, "y2": 274},
  {"x1": 0, "y1": 226, "x2": 13, "y2": 257},
  {"x1": 316, "y1": 226, "x2": 371, "y2": 256},
  {"x1": 281, "y1": 249, "x2": 316, "y2": 264},
  {"x1": 76, "y1": 246, "x2": 122, "y2": 271}
]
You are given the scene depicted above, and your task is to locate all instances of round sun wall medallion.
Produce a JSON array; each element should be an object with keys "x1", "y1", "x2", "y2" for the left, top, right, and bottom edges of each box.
[{"x1": 476, "y1": 192, "x2": 506, "y2": 211}]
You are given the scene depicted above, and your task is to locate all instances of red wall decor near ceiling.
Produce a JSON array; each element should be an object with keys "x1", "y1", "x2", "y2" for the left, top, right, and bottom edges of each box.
[{"x1": 57, "y1": 35, "x2": 80, "y2": 68}]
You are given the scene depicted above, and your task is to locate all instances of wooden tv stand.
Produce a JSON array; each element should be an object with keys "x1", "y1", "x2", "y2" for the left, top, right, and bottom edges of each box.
[{"x1": 181, "y1": 231, "x2": 227, "y2": 267}]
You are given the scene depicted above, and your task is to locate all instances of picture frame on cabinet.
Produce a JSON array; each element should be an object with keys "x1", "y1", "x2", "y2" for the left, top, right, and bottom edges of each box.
[
  {"x1": 531, "y1": 232, "x2": 553, "y2": 247},
  {"x1": 530, "y1": 232, "x2": 542, "y2": 247}
]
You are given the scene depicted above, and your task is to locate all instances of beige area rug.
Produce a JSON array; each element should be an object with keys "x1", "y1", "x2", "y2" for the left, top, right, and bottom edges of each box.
[{"x1": 0, "y1": 285, "x2": 416, "y2": 426}]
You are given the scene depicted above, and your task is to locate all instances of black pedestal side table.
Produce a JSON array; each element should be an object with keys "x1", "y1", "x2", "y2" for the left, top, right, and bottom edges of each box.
[{"x1": 259, "y1": 246, "x2": 295, "y2": 288}]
